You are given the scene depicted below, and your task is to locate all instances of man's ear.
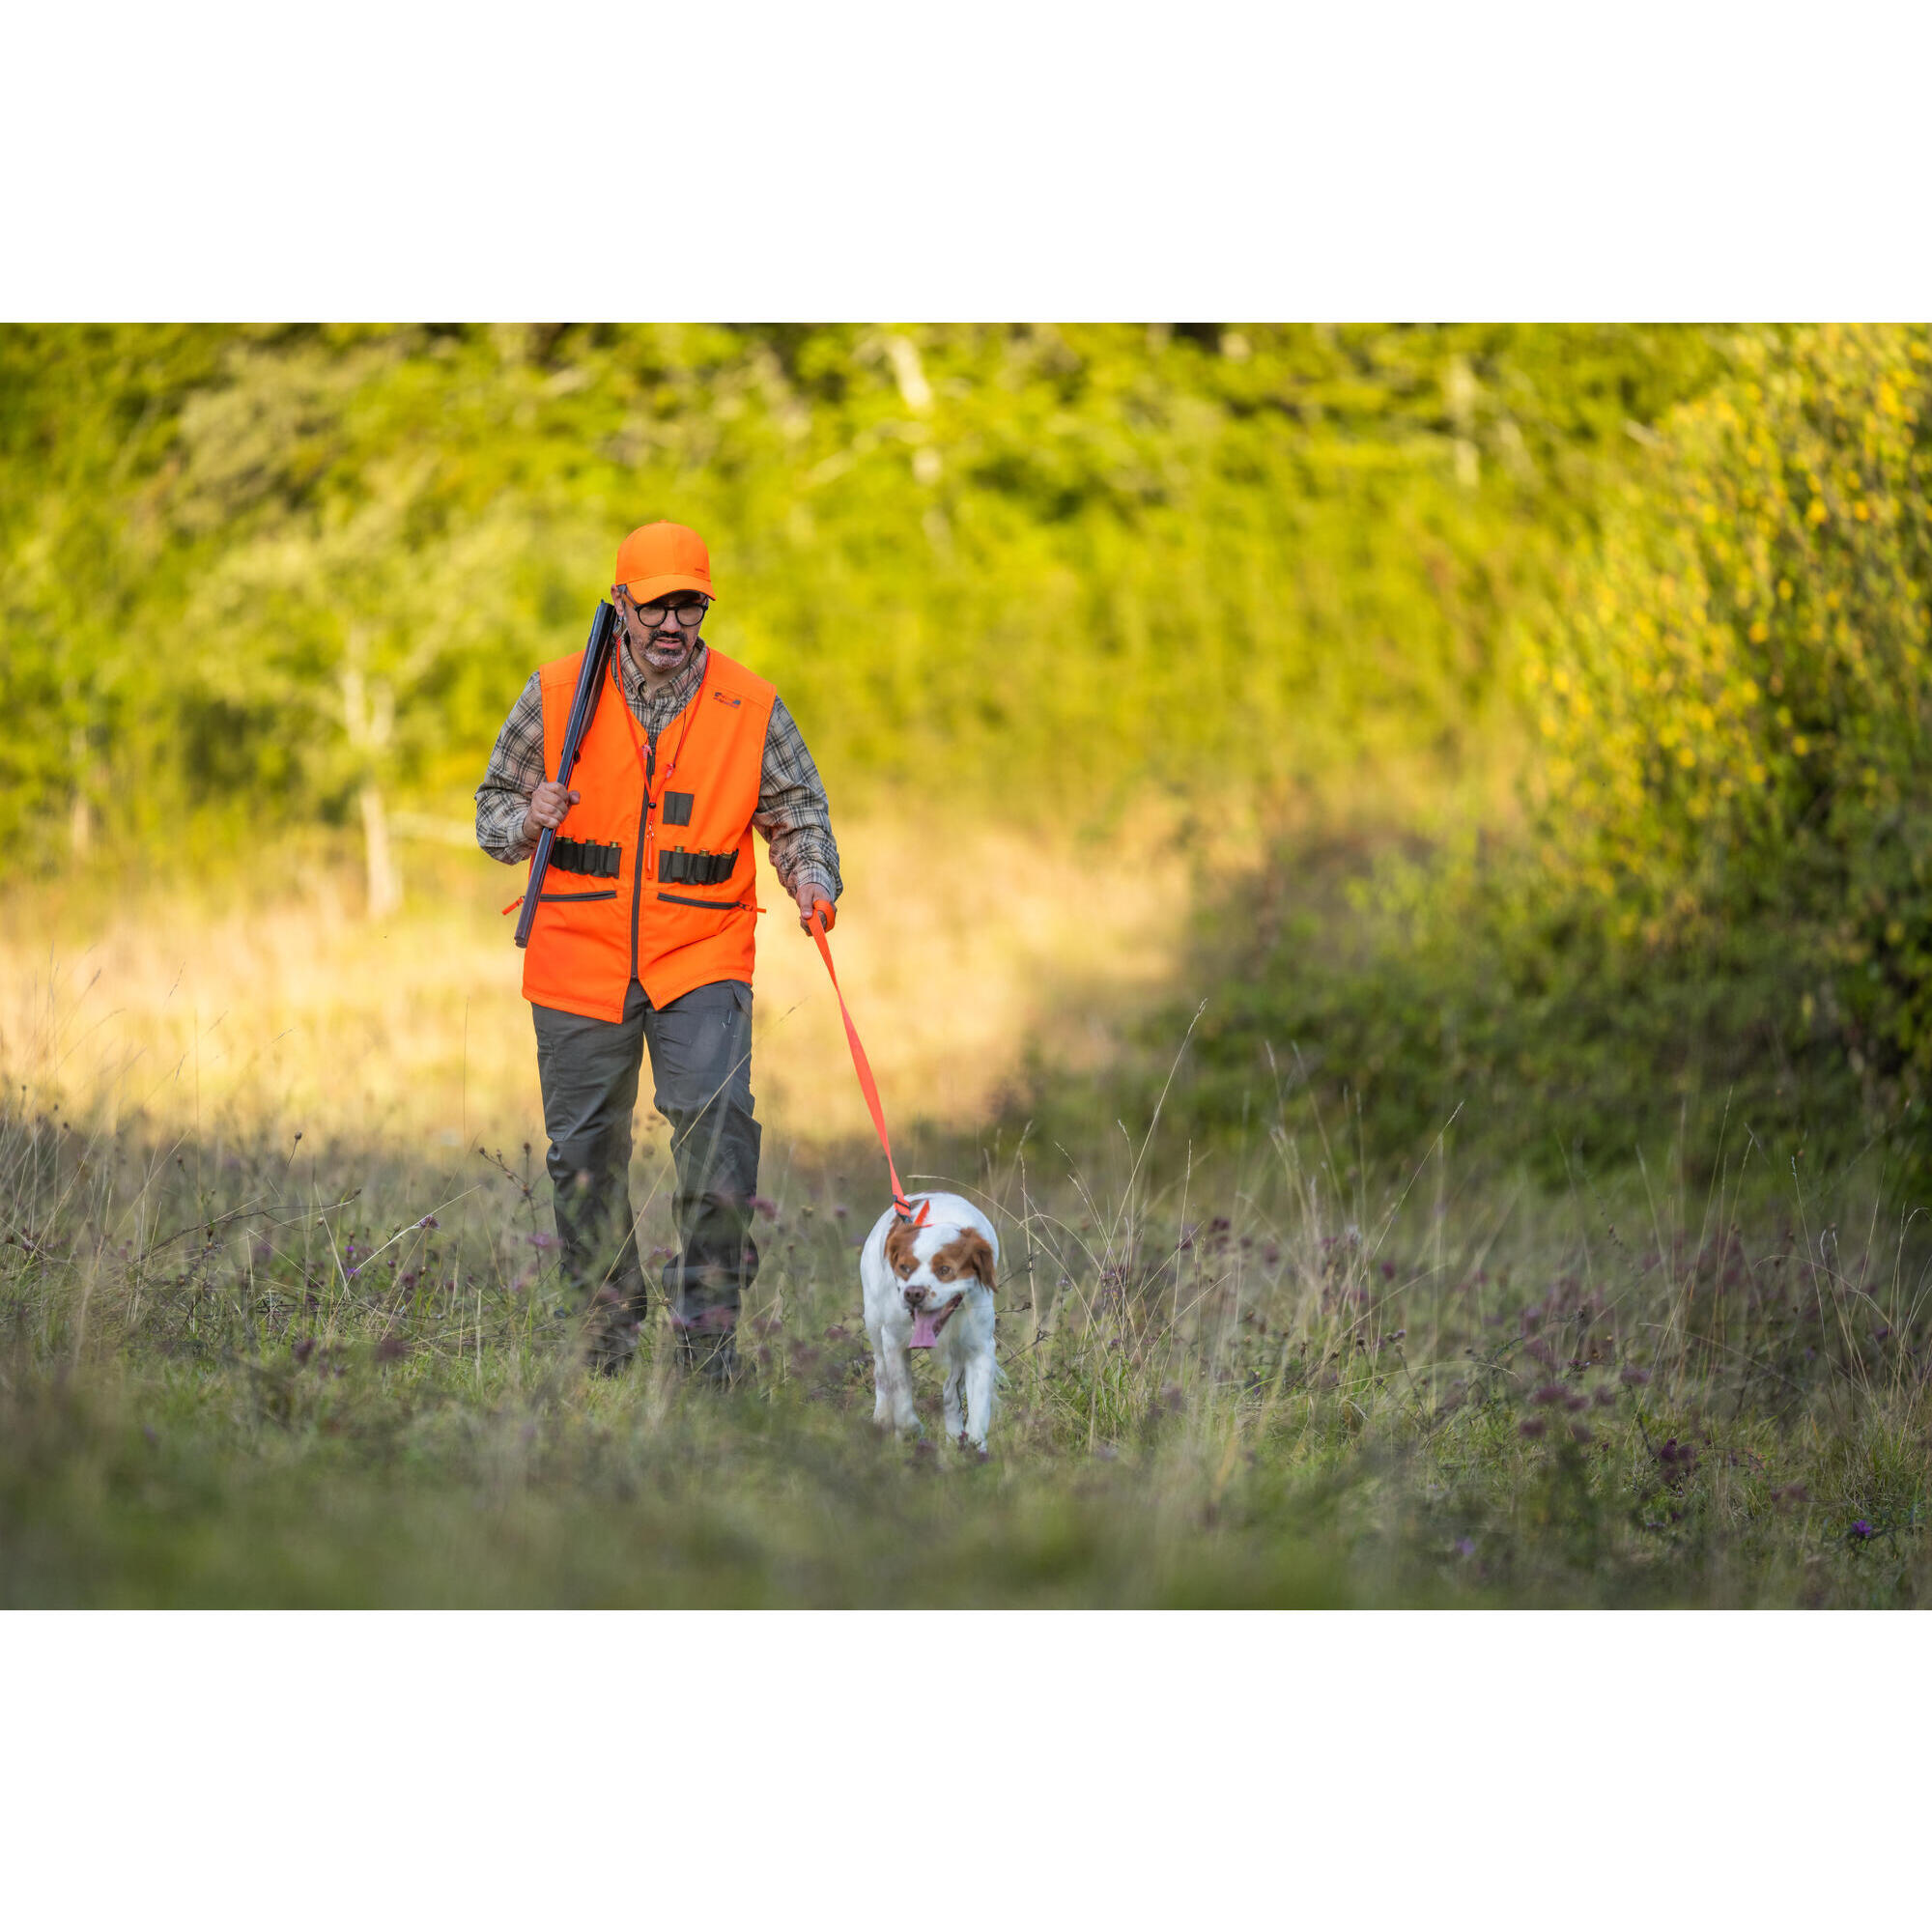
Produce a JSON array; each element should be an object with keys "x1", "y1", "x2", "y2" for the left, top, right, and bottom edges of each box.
[{"x1": 960, "y1": 1231, "x2": 997, "y2": 1293}]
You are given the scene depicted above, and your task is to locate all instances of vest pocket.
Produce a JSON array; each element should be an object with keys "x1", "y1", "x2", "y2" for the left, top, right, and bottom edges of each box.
[
  {"x1": 538, "y1": 889, "x2": 617, "y2": 903},
  {"x1": 656, "y1": 892, "x2": 748, "y2": 912}
]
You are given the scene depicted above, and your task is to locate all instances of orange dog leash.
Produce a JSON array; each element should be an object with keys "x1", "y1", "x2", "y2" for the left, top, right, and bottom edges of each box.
[{"x1": 806, "y1": 902, "x2": 927, "y2": 1227}]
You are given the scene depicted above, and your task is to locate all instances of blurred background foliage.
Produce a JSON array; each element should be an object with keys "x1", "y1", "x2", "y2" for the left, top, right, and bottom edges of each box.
[
  {"x1": 8, "y1": 323, "x2": 1932, "y2": 1179},
  {"x1": 1133, "y1": 325, "x2": 1932, "y2": 1181},
  {"x1": 1, "y1": 321, "x2": 1725, "y2": 853}
]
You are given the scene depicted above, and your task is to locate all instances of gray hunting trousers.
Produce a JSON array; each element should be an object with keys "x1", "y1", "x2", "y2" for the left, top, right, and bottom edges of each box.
[{"x1": 531, "y1": 978, "x2": 761, "y2": 1334}]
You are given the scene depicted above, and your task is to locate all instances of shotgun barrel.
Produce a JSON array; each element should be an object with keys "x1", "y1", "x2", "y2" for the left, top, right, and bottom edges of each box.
[{"x1": 514, "y1": 599, "x2": 619, "y2": 950}]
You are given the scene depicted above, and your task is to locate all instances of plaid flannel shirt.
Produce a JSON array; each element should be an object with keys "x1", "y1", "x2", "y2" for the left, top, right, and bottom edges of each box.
[{"x1": 473, "y1": 634, "x2": 841, "y2": 907}]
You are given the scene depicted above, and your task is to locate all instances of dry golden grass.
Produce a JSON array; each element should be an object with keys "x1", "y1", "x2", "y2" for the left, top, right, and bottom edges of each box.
[{"x1": 0, "y1": 811, "x2": 1195, "y2": 1151}]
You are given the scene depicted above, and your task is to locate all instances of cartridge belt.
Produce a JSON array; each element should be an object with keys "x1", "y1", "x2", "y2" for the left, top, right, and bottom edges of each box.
[
  {"x1": 550, "y1": 836, "x2": 623, "y2": 880},
  {"x1": 658, "y1": 845, "x2": 738, "y2": 887}
]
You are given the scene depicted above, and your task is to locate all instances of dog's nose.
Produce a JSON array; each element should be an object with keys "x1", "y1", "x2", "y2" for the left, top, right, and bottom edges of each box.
[{"x1": 903, "y1": 1286, "x2": 928, "y2": 1310}]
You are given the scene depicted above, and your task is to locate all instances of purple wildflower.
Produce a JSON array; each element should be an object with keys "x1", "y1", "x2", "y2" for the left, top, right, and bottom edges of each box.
[
  {"x1": 1620, "y1": 1365, "x2": 1651, "y2": 1387},
  {"x1": 417, "y1": 1215, "x2": 440, "y2": 1231},
  {"x1": 1519, "y1": 1417, "x2": 1547, "y2": 1440},
  {"x1": 1531, "y1": 1384, "x2": 1566, "y2": 1406},
  {"x1": 1851, "y1": 1519, "x2": 1874, "y2": 1540}
]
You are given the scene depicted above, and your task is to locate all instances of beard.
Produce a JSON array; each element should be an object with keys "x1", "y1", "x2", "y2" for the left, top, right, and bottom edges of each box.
[{"x1": 632, "y1": 623, "x2": 696, "y2": 675}]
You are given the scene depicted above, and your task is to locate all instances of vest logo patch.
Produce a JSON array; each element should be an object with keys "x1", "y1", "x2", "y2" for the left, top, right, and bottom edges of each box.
[{"x1": 712, "y1": 689, "x2": 742, "y2": 708}]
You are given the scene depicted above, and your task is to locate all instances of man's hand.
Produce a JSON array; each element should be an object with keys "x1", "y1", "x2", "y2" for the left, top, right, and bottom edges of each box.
[
  {"x1": 795, "y1": 883, "x2": 835, "y2": 933},
  {"x1": 522, "y1": 781, "x2": 580, "y2": 843}
]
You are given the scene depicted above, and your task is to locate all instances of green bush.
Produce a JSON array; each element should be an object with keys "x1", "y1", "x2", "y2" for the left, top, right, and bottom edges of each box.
[
  {"x1": 1530, "y1": 325, "x2": 1932, "y2": 1132},
  {"x1": 1113, "y1": 328, "x2": 1932, "y2": 1183}
]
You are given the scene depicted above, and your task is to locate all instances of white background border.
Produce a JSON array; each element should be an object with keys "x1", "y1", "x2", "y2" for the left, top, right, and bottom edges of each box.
[{"x1": 5, "y1": 5, "x2": 1927, "y2": 1922}]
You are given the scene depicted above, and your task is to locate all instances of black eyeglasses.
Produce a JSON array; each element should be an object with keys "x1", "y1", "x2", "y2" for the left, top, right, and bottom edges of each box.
[{"x1": 620, "y1": 590, "x2": 708, "y2": 630}]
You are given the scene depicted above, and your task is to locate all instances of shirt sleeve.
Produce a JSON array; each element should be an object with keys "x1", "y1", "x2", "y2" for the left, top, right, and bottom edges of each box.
[
  {"x1": 753, "y1": 695, "x2": 842, "y2": 904},
  {"x1": 473, "y1": 671, "x2": 546, "y2": 865}
]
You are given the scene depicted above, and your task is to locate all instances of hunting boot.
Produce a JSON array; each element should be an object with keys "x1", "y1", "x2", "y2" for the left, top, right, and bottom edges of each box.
[
  {"x1": 673, "y1": 1323, "x2": 747, "y2": 1386},
  {"x1": 663, "y1": 1253, "x2": 753, "y2": 1387},
  {"x1": 582, "y1": 1280, "x2": 646, "y2": 1377}
]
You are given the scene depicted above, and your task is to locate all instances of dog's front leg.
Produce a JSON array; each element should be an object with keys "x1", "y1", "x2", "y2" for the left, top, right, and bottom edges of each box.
[
  {"x1": 877, "y1": 1331, "x2": 922, "y2": 1436},
  {"x1": 867, "y1": 1323, "x2": 895, "y2": 1430},
  {"x1": 962, "y1": 1348, "x2": 997, "y2": 1452},
  {"x1": 942, "y1": 1361, "x2": 965, "y2": 1443}
]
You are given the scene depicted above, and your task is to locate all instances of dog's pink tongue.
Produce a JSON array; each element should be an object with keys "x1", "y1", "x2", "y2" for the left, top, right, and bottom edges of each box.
[{"x1": 909, "y1": 1309, "x2": 941, "y2": 1350}]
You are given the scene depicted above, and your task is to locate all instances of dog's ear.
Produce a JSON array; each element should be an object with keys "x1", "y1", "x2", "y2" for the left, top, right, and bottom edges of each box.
[{"x1": 956, "y1": 1230, "x2": 996, "y2": 1293}]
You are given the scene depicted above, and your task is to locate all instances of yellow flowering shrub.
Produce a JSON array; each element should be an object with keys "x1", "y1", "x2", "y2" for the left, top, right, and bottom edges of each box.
[{"x1": 1530, "y1": 325, "x2": 1932, "y2": 1108}]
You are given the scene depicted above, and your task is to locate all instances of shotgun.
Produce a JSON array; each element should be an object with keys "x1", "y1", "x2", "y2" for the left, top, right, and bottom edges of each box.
[{"x1": 514, "y1": 599, "x2": 620, "y2": 950}]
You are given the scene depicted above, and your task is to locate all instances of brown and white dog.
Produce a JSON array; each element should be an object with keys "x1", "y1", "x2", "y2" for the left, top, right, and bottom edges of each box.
[{"x1": 859, "y1": 1191, "x2": 1000, "y2": 1450}]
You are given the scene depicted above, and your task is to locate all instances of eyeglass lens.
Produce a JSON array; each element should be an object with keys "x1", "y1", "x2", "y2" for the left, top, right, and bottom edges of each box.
[{"x1": 628, "y1": 595, "x2": 704, "y2": 628}]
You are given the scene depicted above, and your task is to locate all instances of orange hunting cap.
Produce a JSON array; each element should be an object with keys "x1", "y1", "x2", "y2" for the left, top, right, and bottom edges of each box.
[{"x1": 613, "y1": 522, "x2": 715, "y2": 604}]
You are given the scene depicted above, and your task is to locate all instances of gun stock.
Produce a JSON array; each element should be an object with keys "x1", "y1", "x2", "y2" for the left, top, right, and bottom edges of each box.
[{"x1": 514, "y1": 600, "x2": 619, "y2": 950}]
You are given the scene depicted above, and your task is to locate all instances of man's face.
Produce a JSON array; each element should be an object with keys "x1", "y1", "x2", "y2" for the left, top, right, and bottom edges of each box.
[{"x1": 618, "y1": 587, "x2": 708, "y2": 678}]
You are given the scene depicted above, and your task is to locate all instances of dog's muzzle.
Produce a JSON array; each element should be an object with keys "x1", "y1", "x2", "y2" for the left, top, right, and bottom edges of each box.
[{"x1": 904, "y1": 1288, "x2": 963, "y2": 1350}]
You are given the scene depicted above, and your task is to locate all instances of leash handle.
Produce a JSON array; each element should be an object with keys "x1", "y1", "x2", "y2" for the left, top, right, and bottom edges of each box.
[{"x1": 807, "y1": 905, "x2": 924, "y2": 1225}]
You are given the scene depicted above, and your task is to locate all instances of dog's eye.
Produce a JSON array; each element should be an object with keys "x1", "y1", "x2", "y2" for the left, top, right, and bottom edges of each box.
[{"x1": 934, "y1": 1264, "x2": 952, "y2": 1279}]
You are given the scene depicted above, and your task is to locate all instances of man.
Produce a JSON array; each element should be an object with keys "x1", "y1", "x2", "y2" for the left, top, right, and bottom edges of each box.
[{"x1": 474, "y1": 521, "x2": 840, "y2": 1380}]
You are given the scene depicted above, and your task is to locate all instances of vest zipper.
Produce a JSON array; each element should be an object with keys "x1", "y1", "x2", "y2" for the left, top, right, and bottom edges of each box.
[{"x1": 630, "y1": 727, "x2": 655, "y2": 985}]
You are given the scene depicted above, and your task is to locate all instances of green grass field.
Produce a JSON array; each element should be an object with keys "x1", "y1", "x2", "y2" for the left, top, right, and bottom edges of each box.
[{"x1": 6, "y1": 1074, "x2": 1926, "y2": 1608}]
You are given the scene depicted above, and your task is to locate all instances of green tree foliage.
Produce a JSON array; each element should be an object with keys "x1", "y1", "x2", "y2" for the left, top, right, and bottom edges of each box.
[
  {"x1": 1528, "y1": 324, "x2": 1932, "y2": 1126},
  {"x1": 1145, "y1": 327, "x2": 1932, "y2": 1179},
  {"x1": 0, "y1": 327, "x2": 229, "y2": 861},
  {"x1": 1, "y1": 323, "x2": 1727, "y2": 869}
]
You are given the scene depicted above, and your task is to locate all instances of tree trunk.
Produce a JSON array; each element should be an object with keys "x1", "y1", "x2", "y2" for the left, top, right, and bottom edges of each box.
[
  {"x1": 70, "y1": 724, "x2": 91, "y2": 860},
  {"x1": 341, "y1": 630, "x2": 401, "y2": 918},
  {"x1": 359, "y1": 781, "x2": 401, "y2": 919}
]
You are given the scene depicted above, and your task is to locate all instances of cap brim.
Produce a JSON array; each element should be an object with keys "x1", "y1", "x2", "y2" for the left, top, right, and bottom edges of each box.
[{"x1": 622, "y1": 574, "x2": 714, "y2": 604}]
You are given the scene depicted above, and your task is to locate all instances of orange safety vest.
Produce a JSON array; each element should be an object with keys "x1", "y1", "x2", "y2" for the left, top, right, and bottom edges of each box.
[{"x1": 519, "y1": 646, "x2": 775, "y2": 1022}]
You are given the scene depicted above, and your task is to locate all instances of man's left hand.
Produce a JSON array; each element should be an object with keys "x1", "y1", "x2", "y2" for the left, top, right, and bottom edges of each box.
[{"x1": 795, "y1": 883, "x2": 835, "y2": 933}]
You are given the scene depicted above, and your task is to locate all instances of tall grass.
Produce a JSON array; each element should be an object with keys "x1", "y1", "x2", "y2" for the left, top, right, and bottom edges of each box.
[{"x1": 5, "y1": 976, "x2": 1927, "y2": 1605}]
